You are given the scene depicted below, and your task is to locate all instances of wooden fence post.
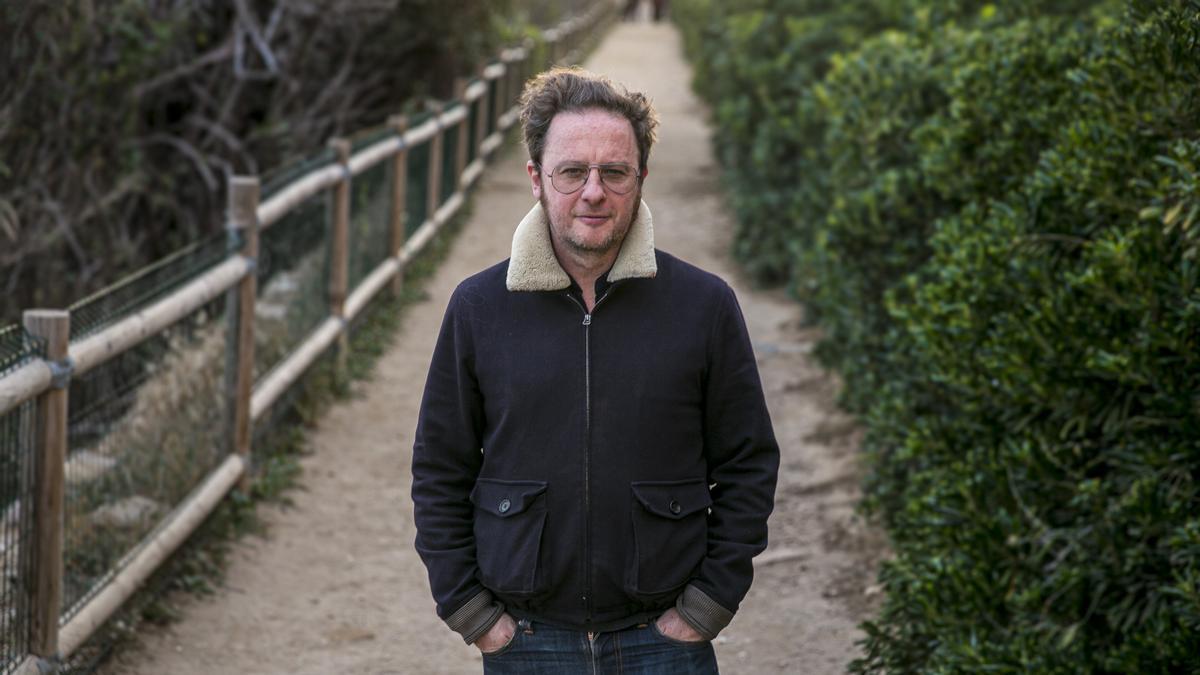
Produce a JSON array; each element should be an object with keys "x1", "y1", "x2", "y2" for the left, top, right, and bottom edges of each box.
[
  {"x1": 226, "y1": 176, "x2": 259, "y2": 492},
  {"x1": 426, "y1": 102, "x2": 445, "y2": 225},
  {"x1": 453, "y1": 78, "x2": 470, "y2": 192},
  {"x1": 24, "y1": 309, "x2": 69, "y2": 661},
  {"x1": 328, "y1": 138, "x2": 352, "y2": 369},
  {"x1": 388, "y1": 115, "x2": 409, "y2": 297}
]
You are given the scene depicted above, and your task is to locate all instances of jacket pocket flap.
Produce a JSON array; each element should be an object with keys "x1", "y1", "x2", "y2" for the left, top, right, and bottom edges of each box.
[
  {"x1": 631, "y1": 480, "x2": 712, "y2": 520},
  {"x1": 470, "y1": 478, "x2": 548, "y2": 518}
]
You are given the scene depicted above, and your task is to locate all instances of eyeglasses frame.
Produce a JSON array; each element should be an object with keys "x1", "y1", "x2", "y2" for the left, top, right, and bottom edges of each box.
[{"x1": 535, "y1": 161, "x2": 643, "y2": 195}]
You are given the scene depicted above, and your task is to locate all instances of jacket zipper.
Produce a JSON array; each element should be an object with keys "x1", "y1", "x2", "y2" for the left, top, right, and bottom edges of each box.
[{"x1": 566, "y1": 288, "x2": 611, "y2": 624}]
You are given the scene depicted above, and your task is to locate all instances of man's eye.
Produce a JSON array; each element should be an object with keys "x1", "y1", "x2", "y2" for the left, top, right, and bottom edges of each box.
[
  {"x1": 558, "y1": 166, "x2": 587, "y2": 179},
  {"x1": 601, "y1": 167, "x2": 632, "y2": 179}
]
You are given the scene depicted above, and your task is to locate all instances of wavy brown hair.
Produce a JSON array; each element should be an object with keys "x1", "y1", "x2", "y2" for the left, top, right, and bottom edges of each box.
[{"x1": 519, "y1": 66, "x2": 659, "y2": 171}]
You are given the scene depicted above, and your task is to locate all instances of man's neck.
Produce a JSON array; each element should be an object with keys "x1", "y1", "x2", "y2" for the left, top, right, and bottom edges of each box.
[{"x1": 554, "y1": 244, "x2": 618, "y2": 312}]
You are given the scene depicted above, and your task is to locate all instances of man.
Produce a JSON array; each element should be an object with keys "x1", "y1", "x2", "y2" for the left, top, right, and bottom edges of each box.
[{"x1": 412, "y1": 67, "x2": 779, "y2": 673}]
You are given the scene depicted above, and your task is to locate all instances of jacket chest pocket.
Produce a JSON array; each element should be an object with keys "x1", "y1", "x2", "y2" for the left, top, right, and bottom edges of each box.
[
  {"x1": 626, "y1": 479, "x2": 712, "y2": 597},
  {"x1": 471, "y1": 479, "x2": 549, "y2": 596}
]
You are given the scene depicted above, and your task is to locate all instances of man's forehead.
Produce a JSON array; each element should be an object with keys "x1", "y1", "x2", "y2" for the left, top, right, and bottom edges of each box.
[{"x1": 544, "y1": 109, "x2": 637, "y2": 154}]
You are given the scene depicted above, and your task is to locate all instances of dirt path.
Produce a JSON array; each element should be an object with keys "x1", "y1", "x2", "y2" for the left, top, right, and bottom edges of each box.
[{"x1": 103, "y1": 19, "x2": 884, "y2": 675}]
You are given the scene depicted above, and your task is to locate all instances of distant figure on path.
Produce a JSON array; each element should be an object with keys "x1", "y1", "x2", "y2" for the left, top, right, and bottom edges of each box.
[
  {"x1": 653, "y1": 0, "x2": 669, "y2": 21},
  {"x1": 411, "y1": 67, "x2": 779, "y2": 674},
  {"x1": 624, "y1": 0, "x2": 670, "y2": 22}
]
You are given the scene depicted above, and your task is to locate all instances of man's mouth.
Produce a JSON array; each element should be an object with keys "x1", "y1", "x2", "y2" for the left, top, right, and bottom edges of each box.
[{"x1": 576, "y1": 214, "x2": 610, "y2": 225}]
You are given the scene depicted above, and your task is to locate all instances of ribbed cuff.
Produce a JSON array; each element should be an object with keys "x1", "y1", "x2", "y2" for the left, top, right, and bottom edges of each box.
[
  {"x1": 445, "y1": 589, "x2": 505, "y2": 644},
  {"x1": 675, "y1": 584, "x2": 734, "y2": 640}
]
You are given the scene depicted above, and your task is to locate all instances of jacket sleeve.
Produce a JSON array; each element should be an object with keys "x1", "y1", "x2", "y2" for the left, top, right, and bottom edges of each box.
[
  {"x1": 676, "y1": 283, "x2": 780, "y2": 639},
  {"x1": 411, "y1": 287, "x2": 503, "y2": 644}
]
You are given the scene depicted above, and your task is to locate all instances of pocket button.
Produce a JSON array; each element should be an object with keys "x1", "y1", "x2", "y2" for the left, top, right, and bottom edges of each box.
[
  {"x1": 669, "y1": 500, "x2": 682, "y2": 515},
  {"x1": 498, "y1": 498, "x2": 511, "y2": 513}
]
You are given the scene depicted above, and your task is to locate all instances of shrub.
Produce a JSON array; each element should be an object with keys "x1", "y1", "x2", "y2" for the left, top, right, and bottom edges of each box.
[{"x1": 676, "y1": 0, "x2": 1200, "y2": 670}]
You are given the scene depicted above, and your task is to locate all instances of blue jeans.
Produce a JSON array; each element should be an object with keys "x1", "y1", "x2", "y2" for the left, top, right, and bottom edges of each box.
[{"x1": 482, "y1": 617, "x2": 719, "y2": 674}]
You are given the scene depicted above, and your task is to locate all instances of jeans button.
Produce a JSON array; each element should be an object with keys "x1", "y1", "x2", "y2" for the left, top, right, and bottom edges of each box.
[
  {"x1": 498, "y1": 498, "x2": 511, "y2": 513},
  {"x1": 669, "y1": 500, "x2": 681, "y2": 515}
]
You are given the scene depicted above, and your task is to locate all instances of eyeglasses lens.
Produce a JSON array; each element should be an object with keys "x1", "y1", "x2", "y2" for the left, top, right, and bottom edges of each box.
[{"x1": 551, "y1": 163, "x2": 637, "y2": 194}]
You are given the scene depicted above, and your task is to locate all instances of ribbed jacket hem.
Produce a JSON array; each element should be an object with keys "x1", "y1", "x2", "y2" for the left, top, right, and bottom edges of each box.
[
  {"x1": 675, "y1": 585, "x2": 734, "y2": 640},
  {"x1": 446, "y1": 589, "x2": 505, "y2": 644}
]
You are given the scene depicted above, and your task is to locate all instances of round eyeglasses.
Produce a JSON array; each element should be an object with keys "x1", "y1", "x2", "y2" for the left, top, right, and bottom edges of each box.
[{"x1": 540, "y1": 162, "x2": 641, "y2": 195}]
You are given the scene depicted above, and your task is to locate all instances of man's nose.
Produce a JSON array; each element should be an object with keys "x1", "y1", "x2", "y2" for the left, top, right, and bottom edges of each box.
[{"x1": 579, "y1": 168, "x2": 607, "y2": 201}]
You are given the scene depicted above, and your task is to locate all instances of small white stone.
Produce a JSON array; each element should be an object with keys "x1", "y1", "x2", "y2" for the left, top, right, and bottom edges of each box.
[{"x1": 89, "y1": 496, "x2": 163, "y2": 530}]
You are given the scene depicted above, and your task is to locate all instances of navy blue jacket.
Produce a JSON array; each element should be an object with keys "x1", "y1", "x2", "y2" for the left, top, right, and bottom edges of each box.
[{"x1": 411, "y1": 202, "x2": 779, "y2": 643}]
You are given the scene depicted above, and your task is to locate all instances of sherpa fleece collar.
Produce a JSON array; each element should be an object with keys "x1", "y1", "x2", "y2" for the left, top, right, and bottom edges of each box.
[{"x1": 505, "y1": 200, "x2": 658, "y2": 292}]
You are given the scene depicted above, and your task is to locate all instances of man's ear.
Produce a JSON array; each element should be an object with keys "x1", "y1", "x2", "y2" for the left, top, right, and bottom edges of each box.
[
  {"x1": 641, "y1": 165, "x2": 650, "y2": 181},
  {"x1": 527, "y1": 160, "x2": 542, "y2": 199}
]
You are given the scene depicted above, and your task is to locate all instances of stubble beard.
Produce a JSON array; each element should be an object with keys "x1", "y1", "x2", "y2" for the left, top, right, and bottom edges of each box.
[{"x1": 541, "y1": 187, "x2": 642, "y2": 257}]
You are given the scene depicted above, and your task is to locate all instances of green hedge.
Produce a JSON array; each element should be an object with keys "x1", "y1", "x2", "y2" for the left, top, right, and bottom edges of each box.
[{"x1": 677, "y1": 0, "x2": 1200, "y2": 671}]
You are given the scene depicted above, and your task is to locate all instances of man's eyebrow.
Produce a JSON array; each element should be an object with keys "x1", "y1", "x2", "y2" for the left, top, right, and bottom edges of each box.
[{"x1": 554, "y1": 161, "x2": 634, "y2": 166}]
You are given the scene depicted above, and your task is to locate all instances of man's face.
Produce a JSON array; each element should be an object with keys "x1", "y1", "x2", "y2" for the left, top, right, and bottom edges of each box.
[{"x1": 527, "y1": 109, "x2": 646, "y2": 259}]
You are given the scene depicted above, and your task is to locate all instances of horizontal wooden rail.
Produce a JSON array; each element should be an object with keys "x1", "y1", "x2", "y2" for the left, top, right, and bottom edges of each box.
[
  {"x1": 57, "y1": 454, "x2": 247, "y2": 658},
  {"x1": 465, "y1": 80, "x2": 488, "y2": 102},
  {"x1": 480, "y1": 133, "x2": 504, "y2": 157},
  {"x1": 348, "y1": 136, "x2": 404, "y2": 177},
  {"x1": 441, "y1": 104, "x2": 469, "y2": 127},
  {"x1": 257, "y1": 164, "x2": 344, "y2": 229},
  {"x1": 500, "y1": 46, "x2": 528, "y2": 62},
  {"x1": 0, "y1": 360, "x2": 53, "y2": 418},
  {"x1": 13, "y1": 656, "x2": 43, "y2": 675},
  {"x1": 482, "y1": 62, "x2": 506, "y2": 80},
  {"x1": 462, "y1": 158, "x2": 486, "y2": 189},
  {"x1": 250, "y1": 316, "x2": 343, "y2": 423},
  {"x1": 404, "y1": 116, "x2": 441, "y2": 148},
  {"x1": 403, "y1": 220, "x2": 438, "y2": 265},
  {"x1": 71, "y1": 256, "x2": 252, "y2": 377},
  {"x1": 345, "y1": 258, "x2": 401, "y2": 322},
  {"x1": 434, "y1": 192, "x2": 465, "y2": 229}
]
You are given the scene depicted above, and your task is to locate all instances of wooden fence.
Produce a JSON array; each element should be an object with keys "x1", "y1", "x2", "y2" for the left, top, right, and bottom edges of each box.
[{"x1": 0, "y1": 4, "x2": 618, "y2": 673}]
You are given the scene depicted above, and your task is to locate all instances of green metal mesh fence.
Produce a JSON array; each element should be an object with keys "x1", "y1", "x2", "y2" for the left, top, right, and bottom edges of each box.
[
  {"x1": 467, "y1": 89, "x2": 480, "y2": 165},
  {"x1": 68, "y1": 232, "x2": 232, "y2": 341},
  {"x1": 350, "y1": 125, "x2": 393, "y2": 155},
  {"x1": 249, "y1": 344, "x2": 336, "y2": 458},
  {"x1": 348, "y1": 159, "x2": 394, "y2": 290},
  {"x1": 405, "y1": 130, "x2": 432, "y2": 236},
  {"x1": 61, "y1": 295, "x2": 228, "y2": 621},
  {"x1": 254, "y1": 191, "x2": 331, "y2": 379},
  {"x1": 486, "y1": 76, "x2": 498, "y2": 139},
  {"x1": 0, "y1": 326, "x2": 40, "y2": 675},
  {"x1": 262, "y1": 148, "x2": 336, "y2": 203},
  {"x1": 0, "y1": 325, "x2": 38, "y2": 380},
  {"x1": 440, "y1": 104, "x2": 463, "y2": 206}
]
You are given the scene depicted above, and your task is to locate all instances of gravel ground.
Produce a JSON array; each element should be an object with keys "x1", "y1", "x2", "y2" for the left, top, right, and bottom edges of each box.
[{"x1": 102, "y1": 17, "x2": 886, "y2": 675}]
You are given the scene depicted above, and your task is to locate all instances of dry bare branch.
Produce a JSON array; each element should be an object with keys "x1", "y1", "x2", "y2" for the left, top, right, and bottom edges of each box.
[
  {"x1": 139, "y1": 133, "x2": 220, "y2": 192},
  {"x1": 132, "y1": 40, "x2": 234, "y2": 99}
]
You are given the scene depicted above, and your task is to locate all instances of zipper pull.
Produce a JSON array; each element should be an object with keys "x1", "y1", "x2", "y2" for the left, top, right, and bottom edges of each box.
[{"x1": 582, "y1": 314, "x2": 592, "y2": 326}]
